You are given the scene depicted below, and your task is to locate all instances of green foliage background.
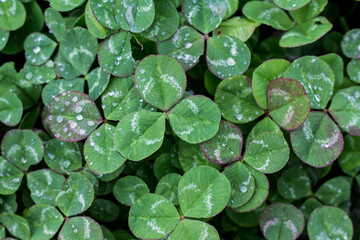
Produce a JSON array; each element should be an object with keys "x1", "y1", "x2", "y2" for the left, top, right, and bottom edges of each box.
[{"x1": 0, "y1": 0, "x2": 359, "y2": 239}]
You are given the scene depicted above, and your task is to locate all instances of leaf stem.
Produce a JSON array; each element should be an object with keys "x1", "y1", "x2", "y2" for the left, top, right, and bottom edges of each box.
[
  {"x1": 340, "y1": 17, "x2": 349, "y2": 33},
  {"x1": 133, "y1": 34, "x2": 143, "y2": 51}
]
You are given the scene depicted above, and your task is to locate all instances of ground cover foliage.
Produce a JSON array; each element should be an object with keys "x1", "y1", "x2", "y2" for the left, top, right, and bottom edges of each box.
[{"x1": 0, "y1": 0, "x2": 359, "y2": 239}]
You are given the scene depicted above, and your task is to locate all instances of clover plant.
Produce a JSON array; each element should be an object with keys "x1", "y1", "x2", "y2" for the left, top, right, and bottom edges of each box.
[{"x1": 0, "y1": 0, "x2": 359, "y2": 239}]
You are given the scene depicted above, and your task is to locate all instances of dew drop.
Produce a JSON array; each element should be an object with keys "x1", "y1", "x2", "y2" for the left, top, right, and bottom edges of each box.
[
  {"x1": 33, "y1": 46, "x2": 41, "y2": 53},
  {"x1": 26, "y1": 72, "x2": 33, "y2": 79},
  {"x1": 355, "y1": 91, "x2": 360, "y2": 98},
  {"x1": 74, "y1": 106, "x2": 82, "y2": 113},
  {"x1": 230, "y1": 48, "x2": 237, "y2": 55},
  {"x1": 69, "y1": 121, "x2": 78, "y2": 128},
  {"x1": 87, "y1": 120, "x2": 95, "y2": 127},
  {"x1": 46, "y1": 60, "x2": 54, "y2": 68},
  {"x1": 12, "y1": 178, "x2": 20, "y2": 183},
  {"x1": 185, "y1": 42, "x2": 192, "y2": 48},
  {"x1": 63, "y1": 160, "x2": 70, "y2": 168},
  {"x1": 236, "y1": 114, "x2": 243, "y2": 120},
  {"x1": 240, "y1": 186, "x2": 247, "y2": 193},
  {"x1": 56, "y1": 116, "x2": 64, "y2": 123},
  {"x1": 227, "y1": 57, "x2": 235, "y2": 66},
  {"x1": 21, "y1": 157, "x2": 27, "y2": 164},
  {"x1": 222, "y1": 142, "x2": 226, "y2": 147},
  {"x1": 76, "y1": 115, "x2": 83, "y2": 120}
]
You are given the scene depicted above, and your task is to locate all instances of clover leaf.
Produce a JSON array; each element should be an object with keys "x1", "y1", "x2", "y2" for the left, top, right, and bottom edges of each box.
[
  {"x1": 48, "y1": 91, "x2": 102, "y2": 142},
  {"x1": 307, "y1": 207, "x2": 353, "y2": 240},
  {"x1": 259, "y1": 203, "x2": 305, "y2": 240},
  {"x1": 178, "y1": 165, "x2": 230, "y2": 218}
]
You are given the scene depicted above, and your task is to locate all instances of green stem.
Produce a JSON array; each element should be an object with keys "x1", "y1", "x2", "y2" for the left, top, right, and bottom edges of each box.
[
  {"x1": 340, "y1": 17, "x2": 349, "y2": 33},
  {"x1": 347, "y1": 2, "x2": 359, "y2": 17}
]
